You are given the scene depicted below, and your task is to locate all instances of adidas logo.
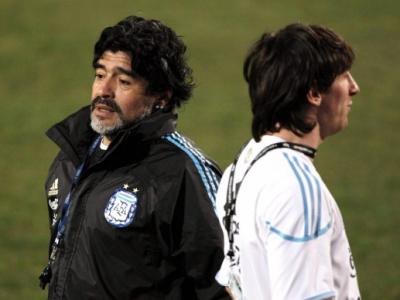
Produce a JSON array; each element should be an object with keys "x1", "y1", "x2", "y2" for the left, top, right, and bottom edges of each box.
[{"x1": 48, "y1": 178, "x2": 59, "y2": 196}]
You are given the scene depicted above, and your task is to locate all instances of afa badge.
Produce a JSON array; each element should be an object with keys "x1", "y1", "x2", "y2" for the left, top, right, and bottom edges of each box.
[{"x1": 104, "y1": 189, "x2": 138, "y2": 227}]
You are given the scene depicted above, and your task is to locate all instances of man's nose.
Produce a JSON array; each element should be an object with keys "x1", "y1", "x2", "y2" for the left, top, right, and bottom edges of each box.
[
  {"x1": 349, "y1": 73, "x2": 360, "y2": 96},
  {"x1": 98, "y1": 77, "x2": 115, "y2": 99}
]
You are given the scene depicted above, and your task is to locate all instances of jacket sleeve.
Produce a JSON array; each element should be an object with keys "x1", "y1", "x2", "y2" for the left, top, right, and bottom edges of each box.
[{"x1": 173, "y1": 161, "x2": 229, "y2": 299}]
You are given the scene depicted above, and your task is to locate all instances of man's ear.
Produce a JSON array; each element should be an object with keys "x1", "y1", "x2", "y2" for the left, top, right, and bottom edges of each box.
[
  {"x1": 307, "y1": 87, "x2": 322, "y2": 107},
  {"x1": 155, "y1": 91, "x2": 172, "y2": 108}
]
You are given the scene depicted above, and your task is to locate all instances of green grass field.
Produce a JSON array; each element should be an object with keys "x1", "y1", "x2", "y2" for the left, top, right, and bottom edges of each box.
[{"x1": 1, "y1": 0, "x2": 399, "y2": 299}]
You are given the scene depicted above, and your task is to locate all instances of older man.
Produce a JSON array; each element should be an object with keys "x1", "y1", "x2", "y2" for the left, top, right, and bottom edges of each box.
[{"x1": 40, "y1": 16, "x2": 228, "y2": 300}]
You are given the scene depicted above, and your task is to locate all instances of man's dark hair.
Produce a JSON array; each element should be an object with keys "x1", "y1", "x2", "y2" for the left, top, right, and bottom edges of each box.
[
  {"x1": 244, "y1": 23, "x2": 355, "y2": 141},
  {"x1": 93, "y1": 16, "x2": 194, "y2": 111}
]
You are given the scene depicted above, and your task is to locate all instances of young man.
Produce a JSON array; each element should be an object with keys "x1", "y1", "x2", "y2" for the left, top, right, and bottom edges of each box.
[
  {"x1": 40, "y1": 16, "x2": 228, "y2": 300},
  {"x1": 216, "y1": 24, "x2": 361, "y2": 300}
]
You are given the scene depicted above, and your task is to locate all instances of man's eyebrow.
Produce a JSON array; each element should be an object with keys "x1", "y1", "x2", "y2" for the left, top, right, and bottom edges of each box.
[
  {"x1": 93, "y1": 62, "x2": 105, "y2": 70},
  {"x1": 115, "y1": 67, "x2": 134, "y2": 77},
  {"x1": 93, "y1": 62, "x2": 134, "y2": 77}
]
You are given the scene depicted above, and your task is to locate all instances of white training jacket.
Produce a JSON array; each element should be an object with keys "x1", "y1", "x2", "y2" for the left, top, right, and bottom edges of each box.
[{"x1": 216, "y1": 135, "x2": 361, "y2": 300}]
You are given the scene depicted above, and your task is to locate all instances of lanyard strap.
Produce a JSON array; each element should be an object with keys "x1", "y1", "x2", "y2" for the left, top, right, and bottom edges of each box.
[
  {"x1": 39, "y1": 136, "x2": 101, "y2": 289},
  {"x1": 223, "y1": 141, "x2": 316, "y2": 259}
]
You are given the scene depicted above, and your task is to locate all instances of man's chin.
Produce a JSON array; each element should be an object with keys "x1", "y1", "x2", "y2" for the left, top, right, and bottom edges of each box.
[{"x1": 90, "y1": 117, "x2": 123, "y2": 136}]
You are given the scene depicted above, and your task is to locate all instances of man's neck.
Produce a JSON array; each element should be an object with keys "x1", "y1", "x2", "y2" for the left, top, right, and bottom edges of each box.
[
  {"x1": 101, "y1": 136, "x2": 112, "y2": 149},
  {"x1": 270, "y1": 125, "x2": 322, "y2": 150}
]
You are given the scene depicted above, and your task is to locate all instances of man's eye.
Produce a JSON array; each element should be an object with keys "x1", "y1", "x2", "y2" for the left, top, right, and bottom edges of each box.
[
  {"x1": 95, "y1": 73, "x2": 105, "y2": 79},
  {"x1": 120, "y1": 79, "x2": 132, "y2": 86}
]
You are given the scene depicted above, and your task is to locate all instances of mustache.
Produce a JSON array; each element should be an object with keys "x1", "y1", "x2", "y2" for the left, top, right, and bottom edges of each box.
[{"x1": 91, "y1": 97, "x2": 122, "y2": 114}]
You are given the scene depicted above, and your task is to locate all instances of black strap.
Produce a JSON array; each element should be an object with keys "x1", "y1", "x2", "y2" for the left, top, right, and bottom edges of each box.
[{"x1": 222, "y1": 141, "x2": 316, "y2": 259}]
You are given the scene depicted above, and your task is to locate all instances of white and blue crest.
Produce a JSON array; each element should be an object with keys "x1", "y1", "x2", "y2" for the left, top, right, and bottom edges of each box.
[{"x1": 104, "y1": 189, "x2": 138, "y2": 227}]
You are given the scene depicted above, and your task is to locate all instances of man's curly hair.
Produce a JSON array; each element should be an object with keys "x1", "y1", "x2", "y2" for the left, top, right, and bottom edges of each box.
[{"x1": 93, "y1": 16, "x2": 194, "y2": 111}]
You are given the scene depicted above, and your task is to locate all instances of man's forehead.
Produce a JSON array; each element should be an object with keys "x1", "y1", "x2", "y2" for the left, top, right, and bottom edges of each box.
[{"x1": 97, "y1": 51, "x2": 132, "y2": 69}]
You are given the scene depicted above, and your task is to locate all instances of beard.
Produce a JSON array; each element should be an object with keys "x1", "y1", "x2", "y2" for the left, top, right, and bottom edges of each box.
[{"x1": 90, "y1": 96, "x2": 153, "y2": 138}]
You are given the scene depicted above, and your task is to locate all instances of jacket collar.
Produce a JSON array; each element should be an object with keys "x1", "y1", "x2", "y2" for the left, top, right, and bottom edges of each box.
[{"x1": 46, "y1": 105, "x2": 177, "y2": 166}]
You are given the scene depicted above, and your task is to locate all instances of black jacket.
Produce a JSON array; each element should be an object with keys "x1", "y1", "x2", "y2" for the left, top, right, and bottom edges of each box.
[{"x1": 44, "y1": 106, "x2": 228, "y2": 300}]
